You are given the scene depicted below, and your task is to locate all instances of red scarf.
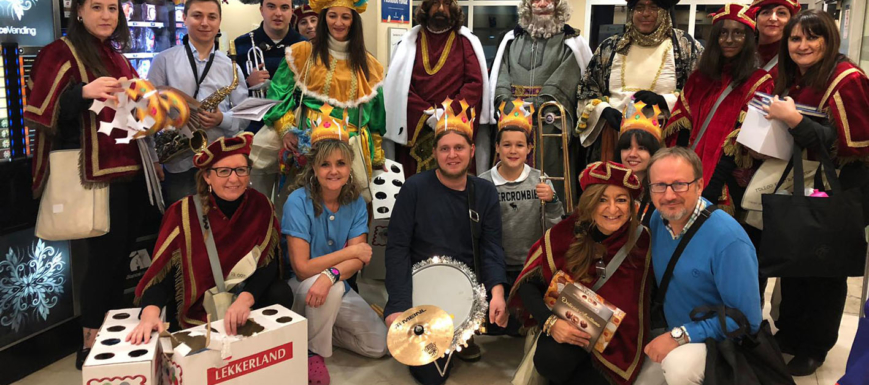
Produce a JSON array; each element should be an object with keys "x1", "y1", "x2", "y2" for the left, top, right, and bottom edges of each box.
[
  {"x1": 507, "y1": 214, "x2": 652, "y2": 385},
  {"x1": 24, "y1": 37, "x2": 139, "y2": 197},
  {"x1": 135, "y1": 190, "x2": 280, "y2": 327},
  {"x1": 788, "y1": 61, "x2": 869, "y2": 165}
]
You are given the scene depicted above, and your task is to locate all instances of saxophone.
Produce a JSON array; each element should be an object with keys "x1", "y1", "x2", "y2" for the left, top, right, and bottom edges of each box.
[{"x1": 155, "y1": 41, "x2": 240, "y2": 163}]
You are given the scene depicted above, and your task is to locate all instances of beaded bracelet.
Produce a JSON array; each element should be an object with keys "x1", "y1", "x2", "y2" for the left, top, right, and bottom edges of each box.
[{"x1": 543, "y1": 315, "x2": 558, "y2": 336}]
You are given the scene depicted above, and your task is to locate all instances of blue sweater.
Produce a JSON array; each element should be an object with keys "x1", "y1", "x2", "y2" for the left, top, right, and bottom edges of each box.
[
  {"x1": 650, "y1": 199, "x2": 762, "y2": 342},
  {"x1": 384, "y1": 170, "x2": 508, "y2": 316}
]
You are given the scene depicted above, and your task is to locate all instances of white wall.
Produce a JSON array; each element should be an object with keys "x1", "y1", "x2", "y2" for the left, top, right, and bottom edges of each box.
[{"x1": 217, "y1": 1, "x2": 265, "y2": 51}]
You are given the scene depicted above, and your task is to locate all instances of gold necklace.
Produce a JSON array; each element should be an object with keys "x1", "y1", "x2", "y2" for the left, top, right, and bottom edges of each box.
[
  {"x1": 421, "y1": 31, "x2": 456, "y2": 76},
  {"x1": 621, "y1": 40, "x2": 671, "y2": 92}
]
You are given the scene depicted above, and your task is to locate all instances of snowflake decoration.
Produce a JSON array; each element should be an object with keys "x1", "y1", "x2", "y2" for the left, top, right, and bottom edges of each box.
[
  {"x1": 0, "y1": 239, "x2": 65, "y2": 332},
  {"x1": 92, "y1": 79, "x2": 158, "y2": 144},
  {"x1": 1, "y1": 0, "x2": 36, "y2": 21}
]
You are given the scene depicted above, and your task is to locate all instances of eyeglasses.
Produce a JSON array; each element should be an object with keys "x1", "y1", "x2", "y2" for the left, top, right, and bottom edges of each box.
[
  {"x1": 209, "y1": 167, "x2": 251, "y2": 178},
  {"x1": 649, "y1": 178, "x2": 700, "y2": 193}
]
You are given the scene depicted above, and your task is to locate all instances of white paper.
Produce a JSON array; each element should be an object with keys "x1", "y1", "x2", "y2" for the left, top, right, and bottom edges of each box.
[
  {"x1": 230, "y1": 98, "x2": 280, "y2": 121},
  {"x1": 737, "y1": 106, "x2": 794, "y2": 160}
]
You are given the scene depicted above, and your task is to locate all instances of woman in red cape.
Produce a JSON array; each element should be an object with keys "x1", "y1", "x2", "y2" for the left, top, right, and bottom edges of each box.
[
  {"x1": 508, "y1": 161, "x2": 654, "y2": 385},
  {"x1": 760, "y1": 10, "x2": 869, "y2": 376},
  {"x1": 23, "y1": 0, "x2": 153, "y2": 369},
  {"x1": 663, "y1": 4, "x2": 773, "y2": 213},
  {"x1": 129, "y1": 133, "x2": 292, "y2": 343}
]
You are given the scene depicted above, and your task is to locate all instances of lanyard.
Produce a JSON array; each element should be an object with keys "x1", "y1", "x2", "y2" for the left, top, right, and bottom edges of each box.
[{"x1": 183, "y1": 36, "x2": 216, "y2": 99}]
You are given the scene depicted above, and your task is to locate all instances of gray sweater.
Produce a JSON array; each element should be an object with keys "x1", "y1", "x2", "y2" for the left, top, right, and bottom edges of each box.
[{"x1": 479, "y1": 164, "x2": 565, "y2": 269}]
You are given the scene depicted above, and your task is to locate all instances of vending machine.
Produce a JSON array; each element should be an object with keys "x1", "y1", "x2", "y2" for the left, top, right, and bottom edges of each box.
[{"x1": 121, "y1": 0, "x2": 180, "y2": 78}]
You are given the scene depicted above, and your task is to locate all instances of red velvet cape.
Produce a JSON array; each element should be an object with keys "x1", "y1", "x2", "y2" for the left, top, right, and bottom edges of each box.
[
  {"x1": 135, "y1": 190, "x2": 279, "y2": 327},
  {"x1": 788, "y1": 61, "x2": 869, "y2": 164},
  {"x1": 24, "y1": 37, "x2": 139, "y2": 197},
  {"x1": 396, "y1": 30, "x2": 484, "y2": 175},
  {"x1": 507, "y1": 215, "x2": 653, "y2": 385},
  {"x1": 664, "y1": 68, "x2": 773, "y2": 185}
]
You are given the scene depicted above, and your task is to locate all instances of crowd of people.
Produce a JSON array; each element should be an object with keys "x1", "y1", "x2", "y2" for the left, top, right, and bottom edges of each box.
[{"x1": 23, "y1": 0, "x2": 869, "y2": 384}]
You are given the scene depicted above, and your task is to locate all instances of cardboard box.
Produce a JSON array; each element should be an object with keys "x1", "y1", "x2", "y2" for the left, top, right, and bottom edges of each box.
[
  {"x1": 82, "y1": 309, "x2": 163, "y2": 385},
  {"x1": 371, "y1": 159, "x2": 405, "y2": 220},
  {"x1": 161, "y1": 305, "x2": 307, "y2": 385},
  {"x1": 551, "y1": 281, "x2": 625, "y2": 353},
  {"x1": 365, "y1": 159, "x2": 405, "y2": 280}
]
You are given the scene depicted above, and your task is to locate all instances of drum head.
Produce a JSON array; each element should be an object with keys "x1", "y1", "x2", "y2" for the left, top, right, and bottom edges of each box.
[{"x1": 412, "y1": 264, "x2": 474, "y2": 332}]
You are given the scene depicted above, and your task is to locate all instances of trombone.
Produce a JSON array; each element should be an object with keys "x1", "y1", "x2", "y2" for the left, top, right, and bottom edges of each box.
[
  {"x1": 245, "y1": 32, "x2": 268, "y2": 98},
  {"x1": 536, "y1": 101, "x2": 573, "y2": 235}
]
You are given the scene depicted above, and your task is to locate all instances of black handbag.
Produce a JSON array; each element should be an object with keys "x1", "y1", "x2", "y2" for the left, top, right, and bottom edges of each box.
[
  {"x1": 690, "y1": 306, "x2": 794, "y2": 385},
  {"x1": 759, "y1": 144, "x2": 867, "y2": 277}
]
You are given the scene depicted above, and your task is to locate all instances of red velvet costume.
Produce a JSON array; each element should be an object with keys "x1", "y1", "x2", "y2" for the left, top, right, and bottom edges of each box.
[
  {"x1": 757, "y1": 41, "x2": 780, "y2": 78},
  {"x1": 664, "y1": 70, "x2": 772, "y2": 185},
  {"x1": 786, "y1": 62, "x2": 869, "y2": 164},
  {"x1": 135, "y1": 190, "x2": 279, "y2": 327},
  {"x1": 24, "y1": 37, "x2": 140, "y2": 197},
  {"x1": 507, "y1": 216, "x2": 652, "y2": 385},
  {"x1": 397, "y1": 30, "x2": 483, "y2": 174}
]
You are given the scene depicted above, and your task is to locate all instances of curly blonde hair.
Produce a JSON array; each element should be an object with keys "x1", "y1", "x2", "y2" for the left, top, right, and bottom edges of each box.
[{"x1": 293, "y1": 140, "x2": 361, "y2": 217}]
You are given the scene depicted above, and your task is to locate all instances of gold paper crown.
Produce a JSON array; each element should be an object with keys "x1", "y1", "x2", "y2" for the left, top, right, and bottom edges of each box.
[
  {"x1": 620, "y1": 100, "x2": 663, "y2": 142},
  {"x1": 497, "y1": 97, "x2": 535, "y2": 133},
  {"x1": 310, "y1": 104, "x2": 351, "y2": 145},
  {"x1": 309, "y1": 0, "x2": 368, "y2": 14},
  {"x1": 435, "y1": 97, "x2": 475, "y2": 138}
]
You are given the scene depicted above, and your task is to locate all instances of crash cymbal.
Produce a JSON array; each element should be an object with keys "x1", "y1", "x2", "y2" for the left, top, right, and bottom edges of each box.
[{"x1": 387, "y1": 305, "x2": 454, "y2": 366}]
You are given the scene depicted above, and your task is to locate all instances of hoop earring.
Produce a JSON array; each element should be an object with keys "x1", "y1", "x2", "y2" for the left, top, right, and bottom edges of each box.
[
  {"x1": 309, "y1": 174, "x2": 316, "y2": 186},
  {"x1": 208, "y1": 184, "x2": 212, "y2": 193},
  {"x1": 77, "y1": 16, "x2": 83, "y2": 22},
  {"x1": 347, "y1": 173, "x2": 354, "y2": 186}
]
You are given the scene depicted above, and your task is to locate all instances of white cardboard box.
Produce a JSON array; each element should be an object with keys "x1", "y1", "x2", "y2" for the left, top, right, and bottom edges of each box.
[
  {"x1": 737, "y1": 106, "x2": 794, "y2": 160},
  {"x1": 371, "y1": 159, "x2": 405, "y2": 220},
  {"x1": 82, "y1": 308, "x2": 163, "y2": 385},
  {"x1": 161, "y1": 305, "x2": 307, "y2": 385}
]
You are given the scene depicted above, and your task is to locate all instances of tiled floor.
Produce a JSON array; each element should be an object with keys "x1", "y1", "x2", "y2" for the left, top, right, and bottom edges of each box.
[{"x1": 14, "y1": 278, "x2": 864, "y2": 385}]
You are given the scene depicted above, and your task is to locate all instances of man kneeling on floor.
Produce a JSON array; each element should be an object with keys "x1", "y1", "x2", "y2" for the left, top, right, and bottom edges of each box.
[
  {"x1": 643, "y1": 147, "x2": 762, "y2": 385},
  {"x1": 383, "y1": 100, "x2": 509, "y2": 385}
]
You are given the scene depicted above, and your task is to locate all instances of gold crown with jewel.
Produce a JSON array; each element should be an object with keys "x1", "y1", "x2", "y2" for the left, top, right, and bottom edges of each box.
[
  {"x1": 498, "y1": 97, "x2": 535, "y2": 133},
  {"x1": 435, "y1": 97, "x2": 475, "y2": 138},
  {"x1": 620, "y1": 100, "x2": 663, "y2": 142},
  {"x1": 310, "y1": 104, "x2": 351, "y2": 145}
]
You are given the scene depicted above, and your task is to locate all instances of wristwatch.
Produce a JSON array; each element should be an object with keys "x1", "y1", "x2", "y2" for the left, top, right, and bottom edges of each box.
[
  {"x1": 321, "y1": 267, "x2": 340, "y2": 284},
  {"x1": 670, "y1": 326, "x2": 689, "y2": 346}
]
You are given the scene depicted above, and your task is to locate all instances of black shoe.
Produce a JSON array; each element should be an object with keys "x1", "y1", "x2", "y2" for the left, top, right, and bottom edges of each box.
[
  {"x1": 75, "y1": 347, "x2": 91, "y2": 370},
  {"x1": 456, "y1": 337, "x2": 481, "y2": 362},
  {"x1": 787, "y1": 356, "x2": 823, "y2": 376}
]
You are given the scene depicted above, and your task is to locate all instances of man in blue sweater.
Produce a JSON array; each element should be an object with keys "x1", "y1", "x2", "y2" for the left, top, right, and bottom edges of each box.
[
  {"x1": 643, "y1": 147, "x2": 762, "y2": 385},
  {"x1": 384, "y1": 101, "x2": 509, "y2": 385}
]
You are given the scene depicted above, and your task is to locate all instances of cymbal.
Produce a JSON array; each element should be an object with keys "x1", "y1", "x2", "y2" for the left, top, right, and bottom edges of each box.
[{"x1": 387, "y1": 305, "x2": 454, "y2": 366}]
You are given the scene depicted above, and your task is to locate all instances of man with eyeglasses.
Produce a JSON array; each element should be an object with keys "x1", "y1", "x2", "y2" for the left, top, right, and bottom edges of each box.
[
  {"x1": 577, "y1": 0, "x2": 702, "y2": 164},
  {"x1": 384, "y1": 0, "x2": 489, "y2": 178},
  {"x1": 643, "y1": 147, "x2": 761, "y2": 385}
]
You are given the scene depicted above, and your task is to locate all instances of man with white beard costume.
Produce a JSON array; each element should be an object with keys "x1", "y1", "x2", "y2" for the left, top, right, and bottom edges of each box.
[
  {"x1": 488, "y1": 0, "x2": 592, "y2": 206},
  {"x1": 576, "y1": 0, "x2": 702, "y2": 163}
]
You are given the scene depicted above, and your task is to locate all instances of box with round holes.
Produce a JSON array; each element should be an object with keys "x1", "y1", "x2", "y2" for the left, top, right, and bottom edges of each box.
[
  {"x1": 82, "y1": 308, "x2": 165, "y2": 385},
  {"x1": 364, "y1": 159, "x2": 406, "y2": 280},
  {"x1": 160, "y1": 305, "x2": 307, "y2": 385}
]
